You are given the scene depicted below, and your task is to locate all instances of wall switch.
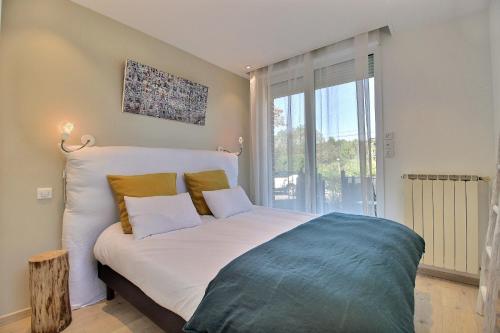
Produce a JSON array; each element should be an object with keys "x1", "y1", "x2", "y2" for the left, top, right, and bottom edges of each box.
[
  {"x1": 384, "y1": 132, "x2": 395, "y2": 158},
  {"x1": 37, "y1": 187, "x2": 53, "y2": 200},
  {"x1": 384, "y1": 146, "x2": 395, "y2": 158}
]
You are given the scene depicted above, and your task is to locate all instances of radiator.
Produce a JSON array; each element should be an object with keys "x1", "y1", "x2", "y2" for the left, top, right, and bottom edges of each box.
[{"x1": 402, "y1": 174, "x2": 488, "y2": 275}]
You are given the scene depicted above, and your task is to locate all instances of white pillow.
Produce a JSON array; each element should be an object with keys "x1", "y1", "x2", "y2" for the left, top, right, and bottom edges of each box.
[
  {"x1": 202, "y1": 186, "x2": 253, "y2": 219},
  {"x1": 124, "y1": 193, "x2": 202, "y2": 239}
]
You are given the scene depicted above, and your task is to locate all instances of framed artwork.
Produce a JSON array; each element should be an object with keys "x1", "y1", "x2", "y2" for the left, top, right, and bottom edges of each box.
[{"x1": 122, "y1": 59, "x2": 208, "y2": 125}]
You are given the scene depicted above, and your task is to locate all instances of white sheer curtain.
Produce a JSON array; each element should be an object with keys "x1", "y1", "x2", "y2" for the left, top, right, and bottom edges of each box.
[
  {"x1": 250, "y1": 30, "x2": 382, "y2": 216},
  {"x1": 354, "y1": 32, "x2": 376, "y2": 216},
  {"x1": 249, "y1": 67, "x2": 272, "y2": 206},
  {"x1": 250, "y1": 54, "x2": 313, "y2": 211}
]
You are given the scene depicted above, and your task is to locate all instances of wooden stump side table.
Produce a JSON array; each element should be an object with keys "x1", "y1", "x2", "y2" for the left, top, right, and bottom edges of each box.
[{"x1": 29, "y1": 250, "x2": 72, "y2": 333}]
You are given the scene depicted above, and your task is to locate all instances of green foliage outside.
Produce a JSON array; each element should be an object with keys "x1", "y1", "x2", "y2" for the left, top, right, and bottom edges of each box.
[{"x1": 272, "y1": 106, "x2": 376, "y2": 206}]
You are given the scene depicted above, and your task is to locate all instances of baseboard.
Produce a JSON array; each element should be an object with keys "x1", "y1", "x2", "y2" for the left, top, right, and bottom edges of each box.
[
  {"x1": 0, "y1": 307, "x2": 30, "y2": 327},
  {"x1": 418, "y1": 264, "x2": 479, "y2": 286}
]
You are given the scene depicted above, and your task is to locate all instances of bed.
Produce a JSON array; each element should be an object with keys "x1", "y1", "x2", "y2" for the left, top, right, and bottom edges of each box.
[
  {"x1": 94, "y1": 207, "x2": 315, "y2": 321},
  {"x1": 62, "y1": 146, "x2": 424, "y2": 333}
]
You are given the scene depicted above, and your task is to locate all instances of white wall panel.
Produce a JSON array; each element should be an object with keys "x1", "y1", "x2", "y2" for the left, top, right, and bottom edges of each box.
[
  {"x1": 412, "y1": 180, "x2": 423, "y2": 237},
  {"x1": 382, "y1": 11, "x2": 495, "y2": 225},
  {"x1": 433, "y1": 180, "x2": 444, "y2": 267},
  {"x1": 454, "y1": 181, "x2": 467, "y2": 272},
  {"x1": 403, "y1": 179, "x2": 414, "y2": 229},
  {"x1": 422, "y1": 180, "x2": 434, "y2": 265},
  {"x1": 466, "y1": 181, "x2": 479, "y2": 274},
  {"x1": 443, "y1": 180, "x2": 455, "y2": 270}
]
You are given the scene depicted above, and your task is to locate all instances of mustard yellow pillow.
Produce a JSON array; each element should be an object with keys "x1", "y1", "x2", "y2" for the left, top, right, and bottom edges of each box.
[
  {"x1": 184, "y1": 170, "x2": 229, "y2": 215},
  {"x1": 107, "y1": 173, "x2": 177, "y2": 234}
]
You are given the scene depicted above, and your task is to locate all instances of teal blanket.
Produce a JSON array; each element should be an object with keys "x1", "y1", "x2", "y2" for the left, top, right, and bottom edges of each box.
[{"x1": 184, "y1": 213, "x2": 424, "y2": 333}]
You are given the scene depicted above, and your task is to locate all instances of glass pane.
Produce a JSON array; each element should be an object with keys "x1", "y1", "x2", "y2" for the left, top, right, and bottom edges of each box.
[
  {"x1": 315, "y1": 78, "x2": 377, "y2": 215},
  {"x1": 368, "y1": 77, "x2": 377, "y2": 215},
  {"x1": 272, "y1": 93, "x2": 305, "y2": 211},
  {"x1": 369, "y1": 77, "x2": 376, "y2": 177}
]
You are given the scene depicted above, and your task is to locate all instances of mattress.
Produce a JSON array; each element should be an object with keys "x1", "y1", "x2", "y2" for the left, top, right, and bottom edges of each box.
[{"x1": 93, "y1": 206, "x2": 315, "y2": 320}]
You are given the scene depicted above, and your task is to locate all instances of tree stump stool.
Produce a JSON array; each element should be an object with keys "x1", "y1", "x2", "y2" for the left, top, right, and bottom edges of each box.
[{"x1": 29, "y1": 250, "x2": 72, "y2": 333}]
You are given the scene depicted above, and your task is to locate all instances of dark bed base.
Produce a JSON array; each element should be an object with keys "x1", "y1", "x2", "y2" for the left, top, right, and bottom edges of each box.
[{"x1": 97, "y1": 262, "x2": 186, "y2": 333}]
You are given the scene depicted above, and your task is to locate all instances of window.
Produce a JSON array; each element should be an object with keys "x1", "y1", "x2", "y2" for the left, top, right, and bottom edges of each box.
[
  {"x1": 270, "y1": 54, "x2": 378, "y2": 215},
  {"x1": 315, "y1": 78, "x2": 376, "y2": 215},
  {"x1": 272, "y1": 93, "x2": 305, "y2": 211}
]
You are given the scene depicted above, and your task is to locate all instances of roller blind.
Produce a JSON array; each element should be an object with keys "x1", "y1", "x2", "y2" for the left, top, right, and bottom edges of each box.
[
  {"x1": 270, "y1": 77, "x2": 304, "y2": 99},
  {"x1": 271, "y1": 54, "x2": 374, "y2": 98},
  {"x1": 314, "y1": 54, "x2": 374, "y2": 90}
]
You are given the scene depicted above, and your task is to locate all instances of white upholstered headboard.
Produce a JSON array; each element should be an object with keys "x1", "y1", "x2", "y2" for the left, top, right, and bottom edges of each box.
[{"x1": 61, "y1": 146, "x2": 238, "y2": 308}]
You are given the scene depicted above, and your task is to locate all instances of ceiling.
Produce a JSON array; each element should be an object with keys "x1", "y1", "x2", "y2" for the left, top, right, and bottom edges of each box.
[{"x1": 71, "y1": 0, "x2": 490, "y2": 77}]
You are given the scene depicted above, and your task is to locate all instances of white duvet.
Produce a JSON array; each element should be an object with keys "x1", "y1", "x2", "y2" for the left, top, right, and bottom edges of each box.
[{"x1": 94, "y1": 206, "x2": 316, "y2": 321}]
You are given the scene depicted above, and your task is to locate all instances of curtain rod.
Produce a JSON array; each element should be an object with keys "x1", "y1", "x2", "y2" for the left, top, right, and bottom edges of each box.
[{"x1": 247, "y1": 26, "x2": 391, "y2": 75}]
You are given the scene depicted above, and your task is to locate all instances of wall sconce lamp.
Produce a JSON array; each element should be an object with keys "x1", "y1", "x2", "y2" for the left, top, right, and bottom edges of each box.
[
  {"x1": 60, "y1": 122, "x2": 95, "y2": 153},
  {"x1": 217, "y1": 137, "x2": 243, "y2": 156}
]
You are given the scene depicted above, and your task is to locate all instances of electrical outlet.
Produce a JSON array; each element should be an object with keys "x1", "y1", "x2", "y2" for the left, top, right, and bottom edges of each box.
[{"x1": 37, "y1": 187, "x2": 53, "y2": 200}]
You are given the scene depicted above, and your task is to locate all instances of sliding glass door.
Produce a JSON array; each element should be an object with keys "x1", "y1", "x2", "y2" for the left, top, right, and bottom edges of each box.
[
  {"x1": 271, "y1": 55, "x2": 378, "y2": 216},
  {"x1": 271, "y1": 93, "x2": 306, "y2": 211},
  {"x1": 315, "y1": 78, "x2": 376, "y2": 215}
]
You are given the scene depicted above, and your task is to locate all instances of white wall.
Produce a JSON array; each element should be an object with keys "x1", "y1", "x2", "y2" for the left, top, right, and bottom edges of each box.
[
  {"x1": 491, "y1": 0, "x2": 500, "y2": 146},
  {"x1": 382, "y1": 10, "x2": 495, "y2": 222}
]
